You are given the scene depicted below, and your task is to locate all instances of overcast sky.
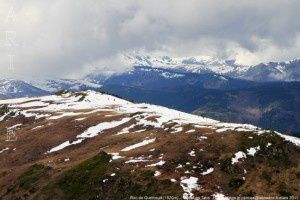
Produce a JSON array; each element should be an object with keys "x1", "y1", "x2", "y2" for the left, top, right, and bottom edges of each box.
[{"x1": 0, "y1": 0, "x2": 300, "y2": 79}]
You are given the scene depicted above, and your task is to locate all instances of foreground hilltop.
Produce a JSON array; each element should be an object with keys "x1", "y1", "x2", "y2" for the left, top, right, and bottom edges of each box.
[{"x1": 0, "y1": 91, "x2": 299, "y2": 199}]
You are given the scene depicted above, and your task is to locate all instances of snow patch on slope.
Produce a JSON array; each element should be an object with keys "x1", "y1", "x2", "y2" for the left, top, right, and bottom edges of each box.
[
  {"x1": 121, "y1": 138, "x2": 156, "y2": 152},
  {"x1": 77, "y1": 118, "x2": 131, "y2": 138},
  {"x1": 180, "y1": 176, "x2": 200, "y2": 199}
]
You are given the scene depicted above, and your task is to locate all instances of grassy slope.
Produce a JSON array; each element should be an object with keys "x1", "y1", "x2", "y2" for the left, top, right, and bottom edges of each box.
[
  {"x1": 37, "y1": 151, "x2": 182, "y2": 200},
  {"x1": 2, "y1": 132, "x2": 299, "y2": 199}
]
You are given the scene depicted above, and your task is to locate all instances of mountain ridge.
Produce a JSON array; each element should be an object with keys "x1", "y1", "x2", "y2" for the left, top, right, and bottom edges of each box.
[
  {"x1": 123, "y1": 55, "x2": 300, "y2": 82},
  {"x1": 0, "y1": 79, "x2": 49, "y2": 99}
]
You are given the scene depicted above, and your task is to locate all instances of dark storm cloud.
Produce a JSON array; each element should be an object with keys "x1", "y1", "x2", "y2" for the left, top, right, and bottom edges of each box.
[{"x1": 0, "y1": 0, "x2": 300, "y2": 79}]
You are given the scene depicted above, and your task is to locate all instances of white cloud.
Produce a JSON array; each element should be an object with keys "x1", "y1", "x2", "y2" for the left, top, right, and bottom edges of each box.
[
  {"x1": 227, "y1": 35, "x2": 300, "y2": 65},
  {"x1": 0, "y1": 0, "x2": 300, "y2": 79}
]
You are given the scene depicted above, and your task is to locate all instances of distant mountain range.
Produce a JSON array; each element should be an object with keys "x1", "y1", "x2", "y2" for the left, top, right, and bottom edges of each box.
[
  {"x1": 0, "y1": 57, "x2": 299, "y2": 135},
  {"x1": 0, "y1": 79, "x2": 49, "y2": 99},
  {"x1": 239, "y1": 59, "x2": 300, "y2": 81},
  {"x1": 0, "y1": 79, "x2": 102, "y2": 99},
  {"x1": 29, "y1": 78, "x2": 102, "y2": 92},
  {"x1": 124, "y1": 55, "x2": 300, "y2": 82},
  {"x1": 104, "y1": 66, "x2": 258, "y2": 91}
]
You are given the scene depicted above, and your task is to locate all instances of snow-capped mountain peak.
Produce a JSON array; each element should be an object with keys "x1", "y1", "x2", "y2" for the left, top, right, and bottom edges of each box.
[
  {"x1": 123, "y1": 54, "x2": 300, "y2": 81},
  {"x1": 241, "y1": 58, "x2": 300, "y2": 81},
  {"x1": 123, "y1": 54, "x2": 249, "y2": 75},
  {"x1": 0, "y1": 79, "x2": 48, "y2": 99},
  {"x1": 29, "y1": 78, "x2": 102, "y2": 93}
]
